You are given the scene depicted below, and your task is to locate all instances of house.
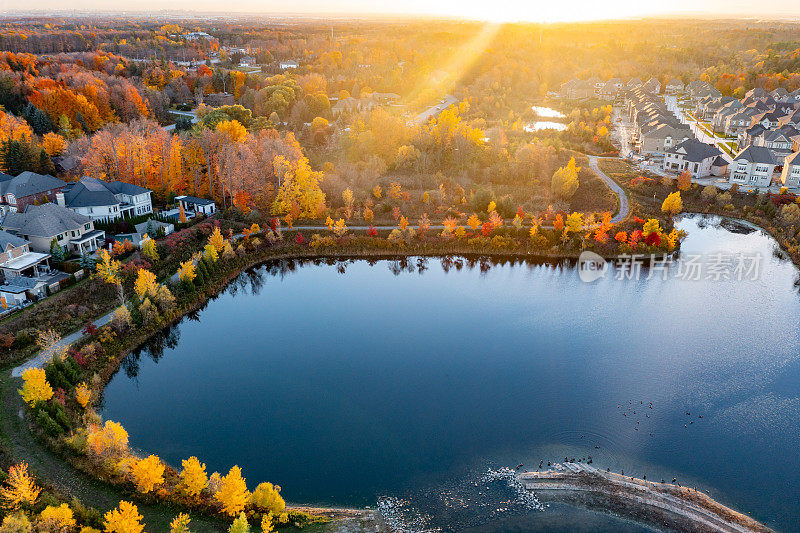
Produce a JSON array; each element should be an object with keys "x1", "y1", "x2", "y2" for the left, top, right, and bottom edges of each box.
[
  {"x1": 332, "y1": 96, "x2": 376, "y2": 116},
  {"x1": 725, "y1": 109, "x2": 758, "y2": 137},
  {"x1": 779, "y1": 152, "x2": 800, "y2": 187},
  {"x1": 560, "y1": 79, "x2": 595, "y2": 100},
  {"x1": 0, "y1": 172, "x2": 66, "y2": 215},
  {"x1": 627, "y1": 78, "x2": 643, "y2": 89},
  {"x1": 1, "y1": 203, "x2": 105, "y2": 255},
  {"x1": 0, "y1": 276, "x2": 47, "y2": 306},
  {"x1": 0, "y1": 230, "x2": 50, "y2": 280},
  {"x1": 59, "y1": 177, "x2": 153, "y2": 223},
  {"x1": 239, "y1": 55, "x2": 256, "y2": 67},
  {"x1": 712, "y1": 100, "x2": 743, "y2": 132},
  {"x1": 638, "y1": 124, "x2": 692, "y2": 156},
  {"x1": 665, "y1": 78, "x2": 684, "y2": 95},
  {"x1": 662, "y1": 139, "x2": 723, "y2": 178},
  {"x1": 279, "y1": 60, "x2": 299, "y2": 70},
  {"x1": 752, "y1": 127, "x2": 800, "y2": 160},
  {"x1": 134, "y1": 219, "x2": 174, "y2": 237},
  {"x1": 729, "y1": 146, "x2": 778, "y2": 187},
  {"x1": 599, "y1": 78, "x2": 624, "y2": 99},
  {"x1": 175, "y1": 196, "x2": 216, "y2": 216},
  {"x1": 710, "y1": 156, "x2": 729, "y2": 177},
  {"x1": 643, "y1": 78, "x2": 661, "y2": 94}
]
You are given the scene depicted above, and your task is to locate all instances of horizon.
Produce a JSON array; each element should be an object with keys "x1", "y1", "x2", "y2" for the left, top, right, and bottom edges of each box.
[{"x1": 4, "y1": 1, "x2": 800, "y2": 24}]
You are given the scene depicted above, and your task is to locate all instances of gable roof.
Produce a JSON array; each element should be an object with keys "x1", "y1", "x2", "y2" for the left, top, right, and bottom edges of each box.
[
  {"x1": 1, "y1": 203, "x2": 91, "y2": 238},
  {"x1": 711, "y1": 156, "x2": 728, "y2": 167},
  {"x1": 667, "y1": 139, "x2": 722, "y2": 162},
  {"x1": 0, "y1": 230, "x2": 27, "y2": 251},
  {"x1": 175, "y1": 195, "x2": 215, "y2": 206},
  {"x1": 63, "y1": 177, "x2": 118, "y2": 208},
  {"x1": 0, "y1": 172, "x2": 65, "y2": 199},
  {"x1": 784, "y1": 152, "x2": 800, "y2": 166},
  {"x1": 105, "y1": 181, "x2": 151, "y2": 196},
  {"x1": 733, "y1": 145, "x2": 778, "y2": 165}
]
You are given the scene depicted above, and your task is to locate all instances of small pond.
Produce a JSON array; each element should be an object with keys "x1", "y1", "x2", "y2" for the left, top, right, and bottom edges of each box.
[{"x1": 102, "y1": 215, "x2": 800, "y2": 532}]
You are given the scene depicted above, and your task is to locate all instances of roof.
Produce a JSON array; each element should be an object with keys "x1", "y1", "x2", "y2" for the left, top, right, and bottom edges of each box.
[
  {"x1": 64, "y1": 177, "x2": 118, "y2": 208},
  {"x1": 175, "y1": 195, "x2": 215, "y2": 206},
  {"x1": 0, "y1": 172, "x2": 65, "y2": 199},
  {"x1": 0, "y1": 230, "x2": 28, "y2": 251},
  {"x1": 667, "y1": 139, "x2": 722, "y2": 162},
  {"x1": 784, "y1": 152, "x2": 800, "y2": 166},
  {"x1": 1, "y1": 203, "x2": 91, "y2": 238},
  {"x1": 105, "y1": 181, "x2": 151, "y2": 196},
  {"x1": 711, "y1": 156, "x2": 728, "y2": 167},
  {"x1": 667, "y1": 78, "x2": 684, "y2": 86},
  {"x1": 733, "y1": 145, "x2": 778, "y2": 165},
  {"x1": 134, "y1": 219, "x2": 174, "y2": 234}
]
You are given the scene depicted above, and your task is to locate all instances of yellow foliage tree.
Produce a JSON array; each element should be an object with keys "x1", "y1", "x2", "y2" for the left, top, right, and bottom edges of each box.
[
  {"x1": 372, "y1": 185, "x2": 382, "y2": 199},
  {"x1": 38, "y1": 503, "x2": 76, "y2": 531},
  {"x1": 551, "y1": 158, "x2": 581, "y2": 200},
  {"x1": 0, "y1": 463, "x2": 40, "y2": 510},
  {"x1": 208, "y1": 227, "x2": 225, "y2": 253},
  {"x1": 96, "y1": 249, "x2": 122, "y2": 285},
  {"x1": 250, "y1": 482, "x2": 285, "y2": 514},
  {"x1": 214, "y1": 466, "x2": 250, "y2": 517},
  {"x1": 178, "y1": 203, "x2": 187, "y2": 223},
  {"x1": 42, "y1": 132, "x2": 67, "y2": 156},
  {"x1": 332, "y1": 219, "x2": 347, "y2": 237},
  {"x1": 178, "y1": 261, "x2": 196, "y2": 284},
  {"x1": 87, "y1": 421, "x2": 129, "y2": 458},
  {"x1": 180, "y1": 456, "x2": 208, "y2": 498},
  {"x1": 130, "y1": 455, "x2": 165, "y2": 493},
  {"x1": 104, "y1": 501, "x2": 145, "y2": 533},
  {"x1": 398, "y1": 216, "x2": 408, "y2": 231},
  {"x1": 203, "y1": 244, "x2": 219, "y2": 263},
  {"x1": 363, "y1": 206, "x2": 374, "y2": 225},
  {"x1": 169, "y1": 513, "x2": 191, "y2": 533},
  {"x1": 564, "y1": 212, "x2": 584, "y2": 235},
  {"x1": 75, "y1": 382, "x2": 91, "y2": 408},
  {"x1": 467, "y1": 214, "x2": 481, "y2": 230},
  {"x1": 661, "y1": 191, "x2": 683, "y2": 216},
  {"x1": 141, "y1": 236, "x2": 159, "y2": 262},
  {"x1": 271, "y1": 157, "x2": 326, "y2": 218},
  {"x1": 216, "y1": 120, "x2": 247, "y2": 143},
  {"x1": 134, "y1": 269, "x2": 159, "y2": 300},
  {"x1": 19, "y1": 368, "x2": 53, "y2": 406}
]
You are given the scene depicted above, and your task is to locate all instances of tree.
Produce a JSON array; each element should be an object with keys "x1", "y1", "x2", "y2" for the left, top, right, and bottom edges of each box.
[
  {"x1": 214, "y1": 466, "x2": 250, "y2": 517},
  {"x1": 87, "y1": 421, "x2": 129, "y2": 459},
  {"x1": 75, "y1": 382, "x2": 91, "y2": 408},
  {"x1": 551, "y1": 158, "x2": 580, "y2": 200},
  {"x1": 228, "y1": 513, "x2": 250, "y2": 533},
  {"x1": 271, "y1": 157, "x2": 326, "y2": 217},
  {"x1": 661, "y1": 191, "x2": 683, "y2": 216},
  {"x1": 49, "y1": 238, "x2": 66, "y2": 261},
  {"x1": 250, "y1": 483, "x2": 285, "y2": 514},
  {"x1": 18, "y1": 368, "x2": 53, "y2": 406},
  {"x1": 41, "y1": 133, "x2": 66, "y2": 156},
  {"x1": 37, "y1": 503, "x2": 76, "y2": 532},
  {"x1": 178, "y1": 203, "x2": 187, "y2": 223},
  {"x1": 179, "y1": 457, "x2": 208, "y2": 498},
  {"x1": 96, "y1": 250, "x2": 122, "y2": 286},
  {"x1": 130, "y1": 455, "x2": 165, "y2": 493},
  {"x1": 178, "y1": 261, "x2": 196, "y2": 285},
  {"x1": 103, "y1": 501, "x2": 145, "y2": 533},
  {"x1": 0, "y1": 463, "x2": 40, "y2": 510},
  {"x1": 564, "y1": 212, "x2": 584, "y2": 235},
  {"x1": 701, "y1": 185, "x2": 718, "y2": 203},
  {"x1": 134, "y1": 269, "x2": 158, "y2": 300},
  {"x1": 170, "y1": 514, "x2": 191, "y2": 533},
  {"x1": 676, "y1": 170, "x2": 692, "y2": 191},
  {"x1": 208, "y1": 227, "x2": 225, "y2": 253},
  {"x1": 141, "y1": 237, "x2": 159, "y2": 262}
]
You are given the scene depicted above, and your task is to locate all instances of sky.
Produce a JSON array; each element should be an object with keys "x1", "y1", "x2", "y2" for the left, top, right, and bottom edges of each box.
[{"x1": 6, "y1": 0, "x2": 800, "y2": 22}]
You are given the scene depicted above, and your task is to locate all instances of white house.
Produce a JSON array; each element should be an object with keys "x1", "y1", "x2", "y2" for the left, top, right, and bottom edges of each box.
[
  {"x1": 662, "y1": 139, "x2": 722, "y2": 178},
  {"x1": 665, "y1": 78, "x2": 684, "y2": 95},
  {"x1": 780, "y1": 152, "x2": 800, "y2": 188},
  {"x1": 279, "y1": 60, "x2": 299, "y2": 70},
  {"x1": 175, "y1": 195, "x2": 217, "y2": 216},
  {"x1": 729, "y1": 146, "x2": 778, "y2": 188},
  {"x1": 60, "y1": 177, "x2": 152, "y2": 223}
]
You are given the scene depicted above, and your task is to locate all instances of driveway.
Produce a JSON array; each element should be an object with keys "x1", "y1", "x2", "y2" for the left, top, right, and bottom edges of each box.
[{"x1": 163, "y1": 110, "x2": 198, "y2": 132}]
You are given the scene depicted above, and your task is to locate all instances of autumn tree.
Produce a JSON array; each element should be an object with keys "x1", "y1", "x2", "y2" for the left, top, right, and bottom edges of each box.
[
  {"x1": 229, "y1": 512, "x2": 251, "y2": 533},
  {"x1": 662, "y1": 191, "x2": 683, "y2": 216},
  {"x1": 178, "y1": 261, "x2": 197, "y2": 285},
  {"x1": 19, "y1": 367, "x2": 53, "y2": 406},
  {"x1": 130, "y1": 455, "x2": 165, "y2": 493},
  {"x1": 170, "y1": 513, "x2": 192, "y2": 533},
  {"x1": 87, "y1": 420, "x2": 129, "y2": 459},
  {"x1": 37, "y1": 503, "x2": 76, "y2": 532},
  {"x1": 676, "y1": 171, "x2": 692, "y2": 191},
  {"x1": 180, "y1": 456, "x2": 208, "y2": 498},
  {"x1": 551, "y1": 158, "x2": 580, "y2": 200},
  {"x1": 104, "y1": 501, "x2": 145, "y2": 533},
  {"x1": 75, "y1": 382, "x2": 91, "y2": 408},
  {"x1": 134, "y1": 269, "x2": 159, "y2": 300},
  {"x1": 214, "y1": 466, "x2": 250, "y2": 517},
  {"x1": 250, "y1": 483, "x2": 285, "y2": 515},
  {"x1": 271, "y1": 157, "x2": 326, "y2": 218},
  {"x1": 0, "y1": 463, "x2": 40, "y2": 510}
]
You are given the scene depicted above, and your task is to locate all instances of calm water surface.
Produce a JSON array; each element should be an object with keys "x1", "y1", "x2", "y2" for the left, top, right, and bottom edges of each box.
[{"x1": 103, "y1": 215, "x2": 800, "y2": 532}]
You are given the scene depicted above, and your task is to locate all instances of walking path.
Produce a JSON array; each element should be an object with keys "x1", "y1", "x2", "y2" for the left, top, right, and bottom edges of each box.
[
  {"x1": 11, "y1": 310, "x2": 116, "y2": 377},
  {"x1": 589, "y1": 156, "x2": 629, "y2": 223}
]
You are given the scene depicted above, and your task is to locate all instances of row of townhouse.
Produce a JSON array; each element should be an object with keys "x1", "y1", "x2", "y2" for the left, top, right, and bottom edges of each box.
[
  {"x1": 560, "y1": 77, "x2": 661, "y2": 100},
  {"x1": 624, "y1": 88, "x2": 694, "y2": 156}
]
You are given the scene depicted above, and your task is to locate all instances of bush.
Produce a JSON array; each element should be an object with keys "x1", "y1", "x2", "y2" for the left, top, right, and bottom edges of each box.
[
  {"x1": 36, "y1": 410, "x2": 63, "y2": 437},
  {"x1": 700, "y1": 185, "x2": 718, "y2": 203}
]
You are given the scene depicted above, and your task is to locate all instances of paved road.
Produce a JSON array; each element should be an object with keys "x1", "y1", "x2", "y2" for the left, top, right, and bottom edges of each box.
[
  {"x1": 665, "y1": 95, "x2": 734, "y2": 164},
  {"x1": 11, "y1": 310, "x2": 116, "y2": 377},
  {"x1": 163, "y1": 110, "x2": 198, "y2": 132},
  {"x1": 410, "y1": 95, "x2": 458, "y2": 125},
  {"x1": 589, "y1": 156, "x2": 630, "y2": 223}
]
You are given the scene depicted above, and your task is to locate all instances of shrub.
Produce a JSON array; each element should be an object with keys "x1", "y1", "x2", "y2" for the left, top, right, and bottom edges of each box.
[
  {"x1": 36, "y1": 410, "x2": 63, "y2": 437},
  {"x1": 700, "y1": 185, "x2": 718, "y2": 203}
]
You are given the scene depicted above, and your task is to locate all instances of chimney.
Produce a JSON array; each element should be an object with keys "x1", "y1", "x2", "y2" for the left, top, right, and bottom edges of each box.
[{"x1": 56, "y1": 192, "x2": 65, "y2": 207}]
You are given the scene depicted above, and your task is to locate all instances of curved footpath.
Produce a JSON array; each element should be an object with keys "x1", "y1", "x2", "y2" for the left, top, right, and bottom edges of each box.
[
  {"x1": 519, "y1": 463, "x2": 772, "y2": 533},
  {"x1": 589, "y1": 156, "x2": 629, "y2": 223}
]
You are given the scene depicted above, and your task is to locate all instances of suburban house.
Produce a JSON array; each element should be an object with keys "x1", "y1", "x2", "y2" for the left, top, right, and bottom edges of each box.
[
  {"x1": 332, "y1": 96, "x2": 376, "y2": 116},
  {"x1": 642, "y1": 78, "x2": 661, "y2": 94},
  {"x1": 665, "y1": 79, "x2": 684, "y2": 95},
  {"x1": 662, "y1": 139, "x2": 723, "y2": 177},
  {"x1": 239, "y1": 55, "x2": 256, "y2": 67},
  {"x1": 1, "y1": 203, "x2": 105, "y2": 255},
  {"x1": 729, "y1": 146, "x2": 778, "y2": 187},
  {"x1": 0, "y1": 230, "x2": 50, "y2": 280},
  {"x1": 780, "y1": 152, "x2": 800, "y2": 187},
  {"x1": 627, "y1": 78, "x2": 643, "y2": 89},
  {"x1": 59, "y1": 177, "x2": 153, "y2": 223},
  {"x1": 712, "y1": 100, "x2": 743, "y2": 132},
  {"x1": 599, "y1": 78, "x2": 624, "y2": 99},
  {"x1": 0, "y1": 277, "x2": 48, "y2": 306},
  {"x1": 175, "y1": 195, "x2": 217, "y2": 216},
  {"x1": 560, "y1": 79, "x2": 594, "y2": 100},
  {"x1": 134, "y1": 219, "x2": 174, "y2": 237},
  {"x1": 752, "y1": 127, "x2": 800, "y2": 160},
  {"x1": 638, "y1": 123, "x2": 692, "y2": 155},
  {"x1": 279, "y1": 60, "x2": 299, "y2": 70},
  {"x1": 0, "y1": 172, "x2": 66, "y2": 215}
]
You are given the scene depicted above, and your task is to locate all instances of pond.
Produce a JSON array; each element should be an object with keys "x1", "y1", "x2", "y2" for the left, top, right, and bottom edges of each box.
[
  {"x1": 523, "y1": 121, "x2": 568, "y2": 132},
  {"x1": 530, "y1": 106, "x2": 565, "y2": 118},
  {"x1": 102, "y1": 215, "x2": 800, "y2": 532}
]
